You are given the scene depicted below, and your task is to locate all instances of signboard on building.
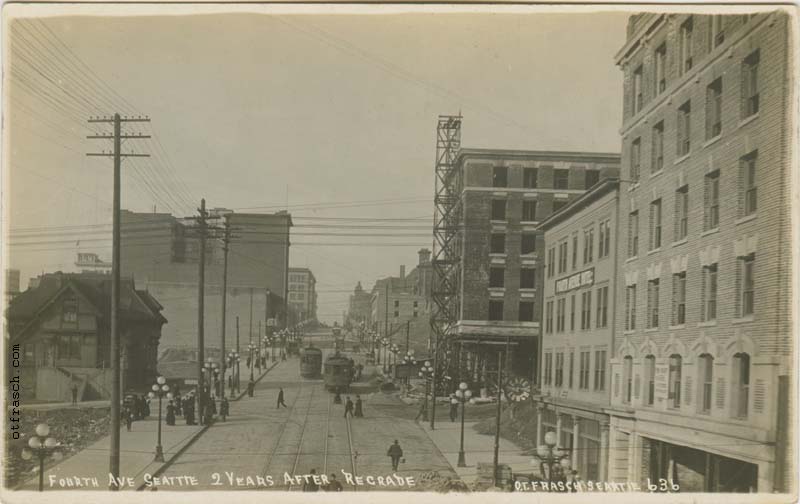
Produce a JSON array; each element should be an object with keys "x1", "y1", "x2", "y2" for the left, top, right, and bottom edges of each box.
[
  {"x1": 554, "y1": 268, "x2": 595, "y2": 294},
  {"x1": 653, "y1": 363, "x2": 669, "y2": 404}
]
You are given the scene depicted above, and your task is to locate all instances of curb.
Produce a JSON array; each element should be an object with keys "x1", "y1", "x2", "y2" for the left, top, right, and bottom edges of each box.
[{"x1": 134, "y1": 361, "x2": 282, "y2": 490}]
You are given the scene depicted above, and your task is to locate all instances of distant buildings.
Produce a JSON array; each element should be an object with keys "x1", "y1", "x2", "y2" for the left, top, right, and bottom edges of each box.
[
  {"x1": 4, "y1": 268, "x2": 20, "y2": 305},
  {"x1": 288, "y1": 267, "x2": 317, "y2": 324},
  {"x1": 5, "y1": 271, "x2": 166, "y2": 400},
  {"x1": 347, "y1": 281, "x2": 372, "y2": 326}
]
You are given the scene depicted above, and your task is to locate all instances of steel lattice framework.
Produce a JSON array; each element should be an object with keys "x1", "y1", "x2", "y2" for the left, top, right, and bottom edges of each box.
[{"x1": 430, "y1": 114, "x2": 463, "y2": 405}]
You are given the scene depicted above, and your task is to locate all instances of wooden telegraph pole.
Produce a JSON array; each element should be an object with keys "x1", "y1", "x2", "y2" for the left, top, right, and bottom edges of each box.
[
  {"x1": 196, "y1": 199, "x2": 209, "y2": 420},
  {"x1": 87, "y1": 114, "x2": 150, "y2": 490}
]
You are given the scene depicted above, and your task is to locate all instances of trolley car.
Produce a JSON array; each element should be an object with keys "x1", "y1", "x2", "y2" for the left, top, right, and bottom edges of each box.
[
  {"x1": 323, "y1": 352, "x2": 355, "y2": 392},
  {"x1": 299, "y1": 346, "x2": 323, "y2": 378}
]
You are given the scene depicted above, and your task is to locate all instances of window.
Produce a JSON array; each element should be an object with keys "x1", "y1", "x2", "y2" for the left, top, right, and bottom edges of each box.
[
  {"x1": 490, "y1": 233, "x2": 505, "y2": 254},
  {"x1": 394, "y1": 300, "x2": 400, "y2": 308},
  {"x1": 583, "y1": 227, "x2": 594, "y2": 265},
  {"x1": 524, "y1": 168, "x2": 538, "y2": 188},
  {"x1": 699, "y1": 353, "x2": 714, "y2": 413},
  {"x1": 680, "y1": 17, "x2": 694, "y2": 74},
  {"x1": 585, "y1": 169, "x2": 600, "y2": 189},
  {"x1": 491, "y1": 200, "x2": 506, "y2": 220},
  {"x1": 647, "y1": 279, "x2": 660, "y2": 328},
  {"x1": 488, "y1": 300, "x2": 504, "y2": 321},
  {"x1": 58, "y1": 335, "x2": 82, "y2": 360},
  {"x1": 394, "y1": 311, "x2": 400, "y2": 318},
  {"x1": 739, "y1": 254, "x2": 755, "y2": 317},
  {"x1": 623, "y1": 356, "x2": 633, "y2": 402},
  {"x1": 547, "y1": 247, "x2": 555, "y2": 277},
  {"x1": 519, "y1": 301, "x2": 534, "y2": 322},
  {"x1": 580, "y1": 291, "x2": 592, "y2": 330},
  {"x1": 702, "y1": 263, "x2": 718, "y2": 321},
  {"x1": 522, "y1": 200, "x2": 537, "y2": 221},
  {"x1": 644, "y1": 355, "x2": 656, "y2": 405},
  {"x1": 594, "y1": 350, "x2": 606, "y2": 391},
  {"x1": 628, "y1": 211, "x2": 639, "y2": 257},
  {"x1": 489, "y1": 267, "x2": 505, "y2": 288},
  {"x1": 654, "y1": 43, "x2": 667, "y2": 94},
  {"x1": 625, "y1": 284, "x2": 637, "y2": 330},
  {"x1": 704, "y1": 171, "x2": 720, "y2": 230},
  {"x1": 545, "y1": 301, "x2": 554, "y2": 333},
  {"x1": 572, "y1": 235, "x2": 578, "y2": 268},
  {"x1": 570, "y1": 295, "x2": 576, "y2": 331},
  {"x1": 733, "y1": 353, "x2": 750, "y2": 418},
  {"x1": 672, "y1": 272, "x2": 687, "y2": 325},
  {"x1": 675, "y1": 185, "x2": 689, "y2": 241},
  {"x1": 741, "y1": 151, "x2": 757, "y2": 216},
  {"x1": 630, "y1": 137, "x2": 641, "y2": 182},
  {"x1": 650, "y1": 199, "x2": 662, "y2": 250},
  {"x1": 555, "y1": 353, "x2": 564, "y2": 387},
  {"x1": 552, "y1": 200, "x2": 568, "y2": 213},
  {"x1": 742, "y1": 49, "x2": 760, "y2": 118},
  {"x1": 633, "y1": 65, "x2": 643, "y2": 114},
  {"x1": 558, "y1": 241, "x2": 568, "y2": 274},
  {"x1": 493, "y1": 166, "x2": 507, "y2": 187},
  {"x1": 544, "y1": 353, "x2": 553, "y2": 385},
  {"x1": 706, "y1": 78, "x2": 723, "y2": 140},
  {"x1": 596, "y1": 286, "x2": 609, "y2": 328},
  {"x1": 709, "y1": 15, "x2": 725, "y2": 49},
  {"x1": 554, "y1": 169, "x2": 569, "y2": 190},
  {"x1": 522, "y1": 234, "x2": 536, "y2": 255},
  {"x1": 580, "y1": 351, "x2": 591, "y2": 389},
  {"x1": 677, "y1": 100, "x2": 692, "y2": 156},
  {"x1": 652, "y1": 121, "x2": 664, "y2": 173},
  {"x1": 62, "y1": 294, "x2": 78, "y2": 323},
  {"x1": 568, "y1": 352, "x2": 575, "y2": 388},
  {"x1": 668, "y1": 355, "x2": 682, "y2": 408},
  {"x1": 520, "y1": 268, "x2": 536, "y2": 289},
  {"x1": 556, "y1": 298, "x2": 566, "y2": 332}
]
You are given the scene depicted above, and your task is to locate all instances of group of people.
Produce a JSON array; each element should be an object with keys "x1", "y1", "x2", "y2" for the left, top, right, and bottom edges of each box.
[
  {"x1": 120, "y1": 385, "x2": 233, "y2": 431},
  {"x1": 343, "y1": 395, "x2": 364, "y2": 418},
  {"x1": 301, "y1": 470, "x2": 344, "y2": 492}
]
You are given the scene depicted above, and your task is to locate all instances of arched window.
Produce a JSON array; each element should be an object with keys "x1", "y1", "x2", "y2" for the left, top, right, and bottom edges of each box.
[
  {"x1": 668, "y1": 354, "x2": 682, "y2": 409},
  {"x1": 645, "y1": 355, "x2": 656, "y2": 406},
  {"x1": 699, "y1": 353, "x2": 714, "y2": 414},
  {"x1": 733, "y1": 353, "x2": 750, "y2": 418},
  {"x1": 623, "y1": 356, "x2": 633, "y2": 404}
]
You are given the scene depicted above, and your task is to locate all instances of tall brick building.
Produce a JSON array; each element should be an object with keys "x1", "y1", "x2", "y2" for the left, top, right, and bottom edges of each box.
[
  {"x1": 453, "y1": 148, "x2": 620, "y2": 391},
  {"x1": 608, "y1": 12, "x2": 792, "y2": 492},
  {"x1": 288, "y1": 267, "x2": 317, "y2": 324}
]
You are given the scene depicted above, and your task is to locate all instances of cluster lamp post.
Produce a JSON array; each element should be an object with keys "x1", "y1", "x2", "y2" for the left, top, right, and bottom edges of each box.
[
  {"x1": 532, "y1": 431, "x2": 572, "y2": 485},
  {"x1": 453, "y1": 382, "x2": 474, "y2": 467},
  {"x1": 21, "y1": 423, "x2": 62, "y2": 491},
  {"x1": 148, "y1": 376, "x2": 172, "y2": 462}
]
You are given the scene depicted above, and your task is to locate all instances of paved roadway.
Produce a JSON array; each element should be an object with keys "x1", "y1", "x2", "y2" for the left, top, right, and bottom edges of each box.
[{"x1": 156, "y1": 330, "x2": 456, "y2": 491}]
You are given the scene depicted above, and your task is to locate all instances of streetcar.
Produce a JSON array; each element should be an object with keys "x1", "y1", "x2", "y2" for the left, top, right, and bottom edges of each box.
[
  {"x1": 323, "y1": 352, "x2": 355, "y2": 392},
  {"x1": 299, "y1": 346, "x2": 323, "y2": 378}
]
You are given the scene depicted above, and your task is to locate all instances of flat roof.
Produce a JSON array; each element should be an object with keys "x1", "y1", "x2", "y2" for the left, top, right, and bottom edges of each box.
[
  {"x1": 539, "y1": 178, "x2": 620, "y2": 230},
  {"x1": 456, "y1": 147, "x2": 621, "y2": 165}
]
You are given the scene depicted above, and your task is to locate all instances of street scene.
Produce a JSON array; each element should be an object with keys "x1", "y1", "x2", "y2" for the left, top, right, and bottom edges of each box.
[{"x1": 1, "y1": 3, "x2": 797, "y2": 501}]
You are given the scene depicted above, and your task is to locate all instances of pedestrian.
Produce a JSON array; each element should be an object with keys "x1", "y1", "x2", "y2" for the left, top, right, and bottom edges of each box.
[
  {"x1": 166, "y1": 401, "x2": 176, "y2": 426},
  {"x1": 414, "y1": 400, "x2": 427, "y2": 423},
  {"x1": 354, "y1": 395, "x2": 363, "y2": 417},
  {"x1": 124, "y1": 407, "x2": 133, "y2": 431},
  {"x1": 205, "y1": 401, "x2": 215, "y2": 425},
  {"x1": 449, "y1": 398, "x2": 458, "y2": 422},
  {"x1": 175, "y1": 396, "x2": 183, "y2": 417},
  {"x1": 387, "y1": 440, "x2": 404, "y2": 471},
  {"x1": 71, "y1": 383, "x2": 78, "y2": 405},
  {"x1": 277, "y1": 387, "x2": 287, "y2": 408},
  {"x1": 281, "y1": 352, "x2": 287, "y2": 362},
  {"x1": 325, "y1": 474, "x2": 343, "y2": 491},
  {"x1": 185, "y1": 401, "x2": 195, "y2": 425},
  {"x1": 247, "y1": 379, "x2": 255, "y2": 397},
  {"x1": 220, "y1": 397, "x2": 229, "y2": 418},
  {"x1": 302, "y1": 469, "x2": 320, "y2": 492},
  {"x1": 143, "y1": 397, "x2": 151, "y2": 418},
  {"x1": 344, "y1": 396, "x2": 354, "y2": 418}
]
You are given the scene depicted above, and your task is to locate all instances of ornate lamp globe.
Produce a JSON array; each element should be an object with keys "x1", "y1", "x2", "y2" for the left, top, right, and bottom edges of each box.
[
  {"x1": 424, "y1": 361, "x2": 431, "y2": 367},
  {"x1": 544, "y1": 431, "x2": 558, "y2": 447},
  {"x1": 28, "y1": 437, "x2": 42, "y2": 449},
  {"x1": 44, "y1": 438, "x2": 58, "y2": 448},
  {"x1": 560, "y1": 458, "x2": 571, "y2": 469},
  {"x1": 166, "y1": 392, "x2": 174, "y2": 400},
  {"x1": 537, "y1": 444, "x2": 550, "y2": 458},
  {"x1": 21, "y1": 449, "x2": 32, "y2": 460},
  {"x1": 35, "y1": 423, "x2": 50, "y2": 438},
  {"x1": 148, "y1": 391, "x2": 155, "y2": 399},
  {"x1": 459, "y1": 382, "x2": 468, "y2": 391},
  {"x1": 455, "y1": 390, "x2": 463, "y2": 399},
  {"x1": 151, "y1": 384, "x2": 160, "y2": 392},
  {"x1": 157, "y1": 376, "x2": 166, "y2": 385},
  {"x1": 450, "y1": 397, "x2": 459, "y2": 405}
]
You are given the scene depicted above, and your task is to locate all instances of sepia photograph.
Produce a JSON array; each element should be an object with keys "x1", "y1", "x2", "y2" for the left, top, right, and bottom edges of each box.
[{"x1": 0, "y1": 3, "x2": 797, "y2": 502}]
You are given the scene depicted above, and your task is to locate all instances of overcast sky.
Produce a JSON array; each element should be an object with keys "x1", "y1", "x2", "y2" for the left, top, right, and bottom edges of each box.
[{"x1": 4, "y1": 7, "x2": 628, "y2": 322}]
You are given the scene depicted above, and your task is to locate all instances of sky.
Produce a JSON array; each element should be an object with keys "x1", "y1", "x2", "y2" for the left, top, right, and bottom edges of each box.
[{"x1": 3, "y1": 6, "x2": 628, "y2": 323}]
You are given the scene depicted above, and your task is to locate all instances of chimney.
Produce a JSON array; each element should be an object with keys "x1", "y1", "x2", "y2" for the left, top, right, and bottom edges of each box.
[
  {"x1": 400, "y1": 265, "x2": 406, "y2": 280},
  {"x1": 418, "y1": 248, "x2": 432, "y2": 265}
]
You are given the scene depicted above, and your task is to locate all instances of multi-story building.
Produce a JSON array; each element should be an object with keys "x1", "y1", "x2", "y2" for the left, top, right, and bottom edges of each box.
[
  {"x1": 538, "y1": 178, "x2": 620, "y2": 482},
  {"x1": 347, "y1": 281, "x2": 373, "y2": 327},
  {"x1": 609, "y1": 12, "x2": 792, "y2": 492},
  {"x1": 288, "y1": 267, "x2": 317, "y2": 324},
  {"x1": 453, "y1": 148, "x2": 620, "y2": 388},
  {"x1": 119, "y1": 209, "x2": 292, "y2": 351}
]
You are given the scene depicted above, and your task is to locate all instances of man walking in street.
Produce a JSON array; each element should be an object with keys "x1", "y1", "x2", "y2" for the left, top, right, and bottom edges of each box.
[
  {"x1": 344, "y1": 396, "x2": 354, "y2": 418},
  {"x1": 354, "y1": 395, "x2": 364, "y2": 417},
  {"x1": 70, "y1": 383, "x2": 78, "y2": 405},
  {"x1": 277, "y1": 387, "x2": 287, "y2": 408},
  {"x1": 302, "y1": 469, "x2": 320, "y2": 492},
  {"x1": 247, "y1": 379, "x2": 255, "y2": 397},
  {"x1": 387, "y1": 440, "x2": 403, "y2": 471},
  {"x1": 325, "y1": 474, "x2": 343, "y2": 491},
  {"x1": 414, "y1": 399, "x2": 427, "y2": 423}
]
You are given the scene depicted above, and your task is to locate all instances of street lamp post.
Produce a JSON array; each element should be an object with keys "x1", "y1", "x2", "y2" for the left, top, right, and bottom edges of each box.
[
  {"x1": 227, "y1": 351, "x2": 239, "y2": 394},
  {"x1": 21, "y1": 423, "x2": 61, "y2": 491},
  {"x1": 419, "y1": 361, "x2": 434, "y2": 422},
  {"x1": 248, "y1": 343, "x2": 256, "y2": 380},
  {"x1": 149, "y1": 376, "x2": 171, "y2": 462},
  {"x1": 381, "y1": 338, "x2": 389, "y2": 374},
  {"x1": 532, "y1": 430, "x2": 572, "y2": 486},
  {"x1": 453, "y1": 381, "x2": 473, "y2": 467},
  {"x1": 271, "y1": 334, "x2": 277, "y2": 362}
]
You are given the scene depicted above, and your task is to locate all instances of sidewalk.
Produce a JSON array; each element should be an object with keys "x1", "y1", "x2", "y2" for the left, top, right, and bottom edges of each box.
[{"x1": 420, "y1": 420, "x2": 532, "y2": 484}]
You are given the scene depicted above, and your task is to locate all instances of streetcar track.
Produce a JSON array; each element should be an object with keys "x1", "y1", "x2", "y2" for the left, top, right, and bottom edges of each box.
[
  {"x1": 288, "y1": 384, "x2": 318, "y2": 490},
  {"x1": 323, "y1": 392, "x2": 332, "y2": 475},
  {"x1": 259, "y1": 379, "x2": 307, "y2": 479}
]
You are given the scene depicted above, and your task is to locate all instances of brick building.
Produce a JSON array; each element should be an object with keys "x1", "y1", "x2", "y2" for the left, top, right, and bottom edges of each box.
[
  {"x1": 538, "y1": 178, "x2": 620, "y2": 482},
  {"x1": 609, "y1": 12, "x2": 792, "y2": 492},
  {"x1": 119, "y1": 209, "x2": 292, "y2": 352},
  {"x1": 288, "y1": 267, "x2": 317, "y2": 324},
  {"x1": 346, "y1": 281, "x2": 372, "y2": 327},
  {"x1": 453, "y1": 148, "x2": 620, "y2": 392}
]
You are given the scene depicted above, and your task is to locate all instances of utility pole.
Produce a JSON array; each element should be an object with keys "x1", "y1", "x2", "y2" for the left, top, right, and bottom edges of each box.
[
  {"x1": 384, "y1": 282, "x2": 389, "y2": 339},
  {"x1": 249, "y1": 288, "x2": 254, "y2": 346},
  {"x1": 236, "y1": 316, "x2": 240, "y2": 393},
  {"x1": 406, "y1": 320, "x2": 410, "y2": 353},
  {"x1": 493, "y1": 336, "x2": 509, "y2": 488},
  {"x1": 219, "y1": 218, "x2": 232, "y2": 400},
  {"x1": 196, "y1": 199, "x2": 209, "y2": 421},
  {"x1": 87, "y1": 113, "x2": 149, "y2": 490}
]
